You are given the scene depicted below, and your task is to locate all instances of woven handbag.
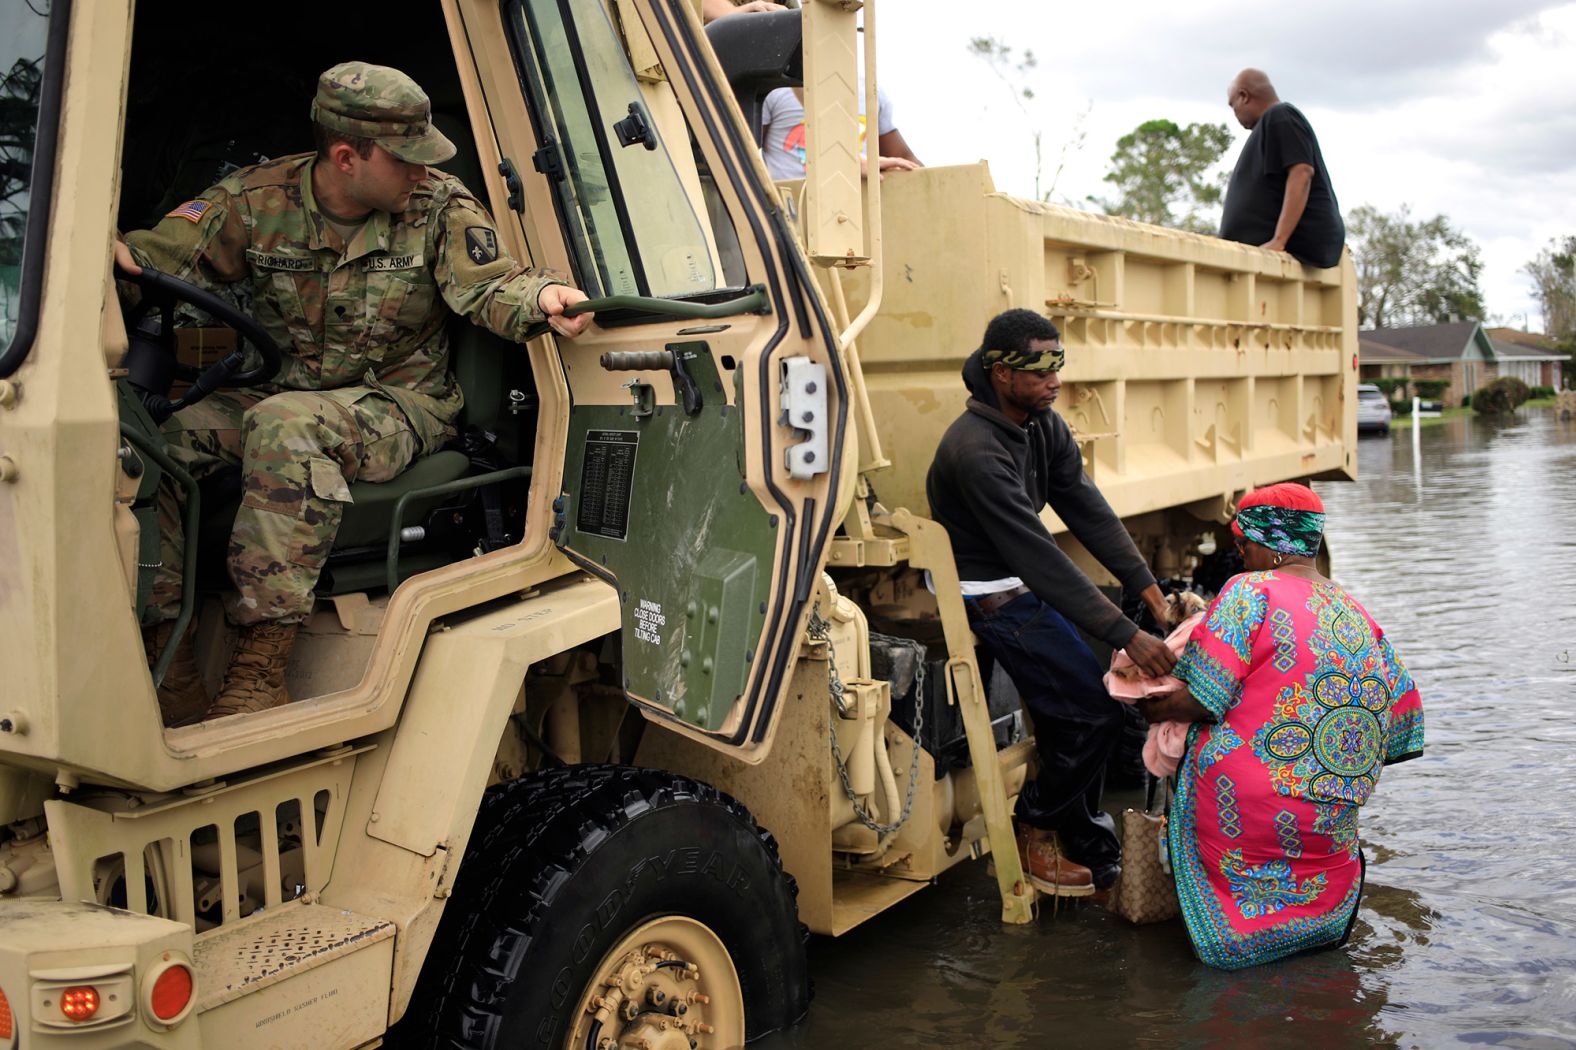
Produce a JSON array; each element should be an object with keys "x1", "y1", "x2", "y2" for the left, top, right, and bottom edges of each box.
[{"x1": 1109, "y1": 776, "x2": 1180, "y2": 924}]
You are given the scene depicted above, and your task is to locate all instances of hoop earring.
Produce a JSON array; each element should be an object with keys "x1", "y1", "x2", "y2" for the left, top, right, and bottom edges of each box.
[{"x1": 1273, "y1": 554, "x2": 1285, "y2": 568}]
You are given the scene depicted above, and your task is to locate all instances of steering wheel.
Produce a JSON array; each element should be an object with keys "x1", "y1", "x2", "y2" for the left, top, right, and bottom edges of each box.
[{"x1": 117, "y1": 264, "x2": 284, "y2": 422}]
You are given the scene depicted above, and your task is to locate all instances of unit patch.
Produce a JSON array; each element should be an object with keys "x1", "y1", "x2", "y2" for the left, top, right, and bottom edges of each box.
[
  {"x1": 464, "y1": 226, "x2": 498, "y2": 265},
  {"x1": 244, "y1": 249, "x2": 316, "y2": 272},
  {"x1": 363, "y1": 254, "x2": 424, "y2": 272},
  {"x1": 166, "y1": 200, "x2": 212, "y2": 224}
]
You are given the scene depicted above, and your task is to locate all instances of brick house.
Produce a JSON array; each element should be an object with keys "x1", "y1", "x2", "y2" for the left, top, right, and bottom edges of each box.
[
  {"x1": 1485, "y1": 327, "x2": 1567, "y2": 390},
  {"x1": 1359, "y1": 321, "x2": 1565, "y2": 405}
]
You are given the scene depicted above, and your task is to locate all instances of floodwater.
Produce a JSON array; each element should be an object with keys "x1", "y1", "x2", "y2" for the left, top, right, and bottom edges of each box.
[{"x1": 761, "y1": 408, "x2": 1576, "y2": 1050}]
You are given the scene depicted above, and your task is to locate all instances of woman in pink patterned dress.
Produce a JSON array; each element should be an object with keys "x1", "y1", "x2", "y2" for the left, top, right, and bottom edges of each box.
[{"x1": 1136, "y1": 483, "x2": 1424, "y2": 970}]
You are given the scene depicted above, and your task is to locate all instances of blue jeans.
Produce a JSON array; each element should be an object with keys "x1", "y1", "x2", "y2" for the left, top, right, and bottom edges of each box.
[{"x1": 969, "y1": 591, "x2": 1123, "y2": 882}]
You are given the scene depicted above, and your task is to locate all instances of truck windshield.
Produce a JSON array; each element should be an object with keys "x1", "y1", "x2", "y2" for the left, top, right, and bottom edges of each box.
[
  {"x1": 1, "y1": 1, "x2": 56, "y2": 359},
  {"x1": 507, "y1": 0, "x2": 740, "y2": 300}
]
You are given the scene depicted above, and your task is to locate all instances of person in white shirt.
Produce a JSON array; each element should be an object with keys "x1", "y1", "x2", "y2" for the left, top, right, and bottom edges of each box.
[
  {"x1": 759, "y1": 85, "x2": 921, "y2": 181},
  {"x1": 702, "y1": 0, "x2": 922, "y2": 179}
]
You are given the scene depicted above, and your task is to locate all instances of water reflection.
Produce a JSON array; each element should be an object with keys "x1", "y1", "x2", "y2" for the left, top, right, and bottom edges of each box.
[{"x1": 760, "y1": 409, "x2": 1576, "y2": 1049}]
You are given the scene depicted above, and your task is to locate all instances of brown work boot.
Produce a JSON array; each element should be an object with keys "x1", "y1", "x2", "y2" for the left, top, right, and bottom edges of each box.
[
  {"x1": 1016, "y1": 824, "x2": 1095, "y2": 897},
  {"x1": 206, "y1": 621, "x2": 300, "y2": 719},
  {"x1": 142, "y1": 622, "x2": 210, "y2": 728}
]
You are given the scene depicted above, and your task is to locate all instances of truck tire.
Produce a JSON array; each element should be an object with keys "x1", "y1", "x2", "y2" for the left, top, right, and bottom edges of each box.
[{"x1": 397, "y1": 764, "x2": 810, "y2": 1049}]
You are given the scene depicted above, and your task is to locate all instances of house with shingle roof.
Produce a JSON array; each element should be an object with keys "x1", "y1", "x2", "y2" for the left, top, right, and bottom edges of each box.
[
  {"x1": 1359, "y1": 335, "x2": 1429, "y2": 374},
  {"x1": 1485, "y1": 327, "x2": 1567, "y2": 390},
  {"x1": 1358, "y1": 321, "x2": 1563, "y2": 405}
]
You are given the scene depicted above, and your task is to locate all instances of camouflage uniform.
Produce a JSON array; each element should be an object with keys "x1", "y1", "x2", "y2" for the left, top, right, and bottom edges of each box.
[{"x1": 128, "y1": 63, "x2": 564, "y2": 625}]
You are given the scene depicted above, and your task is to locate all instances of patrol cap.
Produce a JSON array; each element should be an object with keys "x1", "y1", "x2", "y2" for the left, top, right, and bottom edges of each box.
[
  {"x1": 312, "y1": 61, "x2": 456, "y2": 165},
  {"x1": 981, "y1": 343, "x2": 1066, "y2": 372}
]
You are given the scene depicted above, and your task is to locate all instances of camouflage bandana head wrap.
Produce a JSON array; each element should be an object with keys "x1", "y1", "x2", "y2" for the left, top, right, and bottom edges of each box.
[{"x1": 981, "y1": 342, "x2": 1066, "y2": 372}]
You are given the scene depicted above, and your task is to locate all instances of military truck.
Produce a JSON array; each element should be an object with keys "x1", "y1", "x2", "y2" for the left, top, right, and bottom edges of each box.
[{"x1": 0, "y1": 0, "x2": 1358, "y2": 1046}]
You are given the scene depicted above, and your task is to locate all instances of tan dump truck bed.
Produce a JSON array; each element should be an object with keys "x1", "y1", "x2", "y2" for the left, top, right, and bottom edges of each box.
[{"x1": 842, "y1": 163, "x2": 1358, "y2": 529}]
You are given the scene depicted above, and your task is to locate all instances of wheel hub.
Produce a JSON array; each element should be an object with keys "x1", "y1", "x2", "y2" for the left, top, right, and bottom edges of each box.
[{"x1": 570, "y1": 917, "x2": 744, "y2": 1050}]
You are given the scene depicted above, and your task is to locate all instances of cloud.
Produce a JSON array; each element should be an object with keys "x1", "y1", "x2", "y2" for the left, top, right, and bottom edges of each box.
[
  {"x1": 1390, "y1": 9, "x2": 1576, "y2": 173},
  {"x1": 1011, "y1": 0, "x2": 1565, "y2": 109}
]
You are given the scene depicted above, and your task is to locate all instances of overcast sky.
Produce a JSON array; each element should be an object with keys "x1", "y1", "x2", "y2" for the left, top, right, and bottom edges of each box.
[{"x1": 871, "y1": 0, "x2": 1576, "y2": 331}]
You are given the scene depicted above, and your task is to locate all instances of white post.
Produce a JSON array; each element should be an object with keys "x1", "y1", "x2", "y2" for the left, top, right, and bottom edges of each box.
[{"x1": 1411, "y1": 396, "x2": 1422, "y2": 480}]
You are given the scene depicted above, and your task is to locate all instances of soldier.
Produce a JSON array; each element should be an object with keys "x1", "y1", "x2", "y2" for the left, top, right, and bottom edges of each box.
[{"x1": 117, "y1": 61, "x2": 593, "y2": 723}]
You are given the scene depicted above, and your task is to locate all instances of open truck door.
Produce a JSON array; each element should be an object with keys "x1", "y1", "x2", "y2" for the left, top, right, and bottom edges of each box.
[{"x1": 452, "y1": 0, "x2": 851, "y2": 754}]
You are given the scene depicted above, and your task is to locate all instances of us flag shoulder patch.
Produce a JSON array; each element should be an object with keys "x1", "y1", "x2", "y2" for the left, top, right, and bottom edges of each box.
[
  {"x1": 167, "y1": 200, "x2": 212, "y2": 224},
  {"x1": 464, "y1": 226, "x2": 498, "y2": 265}
]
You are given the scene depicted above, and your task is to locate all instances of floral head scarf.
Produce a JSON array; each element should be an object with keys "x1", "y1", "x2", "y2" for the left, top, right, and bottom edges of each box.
[{"x1": 1232, "y1": 482, "x2": 1325, "y2": 558}]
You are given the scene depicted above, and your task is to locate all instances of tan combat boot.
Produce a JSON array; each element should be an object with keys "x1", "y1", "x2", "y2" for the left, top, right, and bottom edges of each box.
[
  {"x1": 206, "y1": 621, "x2": 300, "y2": 719},
  {"x1": 1016, "y1": 824, "x2": 1095, "y2": 897},
  {"x1": 142, "y1": 622, "x2": 211, "y2": 728}
]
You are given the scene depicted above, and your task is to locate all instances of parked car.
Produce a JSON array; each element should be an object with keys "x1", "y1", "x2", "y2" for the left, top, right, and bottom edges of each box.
[{"x1": 1357, "y1": 383, "x2": 1394, "y2": 434}]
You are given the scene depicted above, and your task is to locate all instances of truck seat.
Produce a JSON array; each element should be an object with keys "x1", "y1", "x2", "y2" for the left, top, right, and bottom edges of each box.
[
  {"x1": 332, "y1": 447, "x2": 472, "y2": 549},
  {"x1": 192, "y1": 316, "x2": 518, "y2": 584},
  {"x1": 331, "y1": 315, "x2": 514, "y2": 550}
]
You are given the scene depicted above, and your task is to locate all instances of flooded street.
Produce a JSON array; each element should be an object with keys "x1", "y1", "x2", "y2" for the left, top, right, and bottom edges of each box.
[{"x1": 761, "y1": 408, "x2": 1576, "y2": 1050}]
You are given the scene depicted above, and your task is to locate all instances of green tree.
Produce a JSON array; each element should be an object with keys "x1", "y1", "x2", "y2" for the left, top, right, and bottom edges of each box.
[
  {"x1": 1347, "y1": 204, "x2": 1485, "y2": 329},
  {"x1": 1, "y1": 54, "x2": 43, "y2": 337},
  {"x1": 1094, "y1": 119, "x2": 1232, "y2": 233},
  {"x1": 1523, "y1": 235, "x2": 1576, "y2": 339},
  {"x1": 0, "y1": 57, "x2": 44, "y2": 268}
]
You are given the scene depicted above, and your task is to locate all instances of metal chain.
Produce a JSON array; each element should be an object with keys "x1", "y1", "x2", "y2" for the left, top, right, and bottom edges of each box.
[
  {"x1": 812, "y1": 602, "x2": 925, "y2": 835},
  {"x1": 807, "y1": 602, "x2": 849, "y2": 716}
]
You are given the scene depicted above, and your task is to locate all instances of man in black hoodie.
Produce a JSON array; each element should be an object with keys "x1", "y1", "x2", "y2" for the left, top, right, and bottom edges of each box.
[{"x1": 927, "y1": 308, "x2": 1175, "y2": 895}]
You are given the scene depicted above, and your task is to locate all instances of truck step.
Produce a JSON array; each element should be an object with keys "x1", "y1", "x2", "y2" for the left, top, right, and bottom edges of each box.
[{"x1": 194, "y1": 901, "x2": 395, "y2": 1012}]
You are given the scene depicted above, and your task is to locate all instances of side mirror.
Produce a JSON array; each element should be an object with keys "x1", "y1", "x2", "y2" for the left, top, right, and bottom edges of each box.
[{"x1": 704, "y1": 7, "x2": 802, "y2": 144}]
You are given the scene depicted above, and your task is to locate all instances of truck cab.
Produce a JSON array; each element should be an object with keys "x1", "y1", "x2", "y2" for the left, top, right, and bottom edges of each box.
[
  {"x1": 3, "y1": 1, "x2": 858, "y2": 1045},
  {"x1": 0, "y1": 2, "x2": 1358, "y2": 1047}
]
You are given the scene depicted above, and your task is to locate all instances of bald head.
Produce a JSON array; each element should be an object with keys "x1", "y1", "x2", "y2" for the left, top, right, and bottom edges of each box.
[{"x1": 1227, "y1": 68, "x2": 1280, "y2": 129}]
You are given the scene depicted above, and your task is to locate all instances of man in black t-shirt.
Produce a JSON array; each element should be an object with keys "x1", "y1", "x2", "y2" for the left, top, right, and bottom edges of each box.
[{"x1": 1219, "y1": 68, "x2": 1344, "y2": 268}]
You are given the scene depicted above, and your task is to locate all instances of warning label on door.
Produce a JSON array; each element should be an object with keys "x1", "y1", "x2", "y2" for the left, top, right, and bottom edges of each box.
[
  {"x1": 633, "y1": 598, "x2": 666, "y2": 644},
  {"x1": 577, "y1": 429, "x2": 639, "y2": 541}
]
